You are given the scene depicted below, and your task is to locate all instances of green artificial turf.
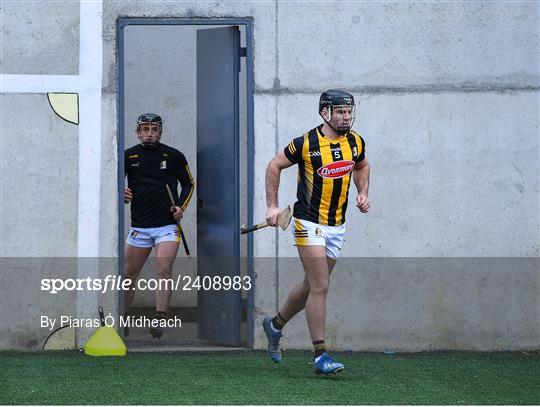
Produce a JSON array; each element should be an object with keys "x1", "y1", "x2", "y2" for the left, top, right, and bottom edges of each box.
[{"x1": 0, "y1": 350, "x2": 538, "y2": 405}]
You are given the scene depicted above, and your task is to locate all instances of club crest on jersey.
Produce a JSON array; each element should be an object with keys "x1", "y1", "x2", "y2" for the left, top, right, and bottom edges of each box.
[
  {"x1": 160, "y1": 160, "x2": 167, "y2": 169},
  {"x1": 317, "y1": 160, "x2": 355, "y2": 179}
]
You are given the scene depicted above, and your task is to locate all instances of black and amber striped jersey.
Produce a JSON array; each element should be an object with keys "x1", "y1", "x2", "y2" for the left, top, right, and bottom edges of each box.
[
  {"x1": 125, "y1": 143, "x2": 194, "y2": 228},
  {"x1": 284, "y1": 125, "x2": 366, "y2": 226}
]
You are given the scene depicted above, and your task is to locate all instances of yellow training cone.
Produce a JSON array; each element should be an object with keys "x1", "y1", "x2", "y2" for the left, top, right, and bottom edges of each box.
[{"x1": 84, "y1": 306, "x2": 126, "y2": 356}]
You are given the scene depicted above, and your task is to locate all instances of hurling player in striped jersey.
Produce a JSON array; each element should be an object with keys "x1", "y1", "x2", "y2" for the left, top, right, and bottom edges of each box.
[{"x1": 263, "y1": 90, "x2": 371, "y2": 375}]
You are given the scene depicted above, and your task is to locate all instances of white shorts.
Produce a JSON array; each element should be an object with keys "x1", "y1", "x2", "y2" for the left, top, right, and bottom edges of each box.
[
  {"x1": 126, "y1": 224, "x2": 181, "y2": 248},
  {"x1": 291, "y1": 217, "x2": 346, "y2": 260}
]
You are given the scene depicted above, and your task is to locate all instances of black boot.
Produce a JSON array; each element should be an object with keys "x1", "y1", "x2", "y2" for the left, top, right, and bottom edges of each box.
[{"x1": 149, "y1": 311, "x2": 167, "y2": 339}]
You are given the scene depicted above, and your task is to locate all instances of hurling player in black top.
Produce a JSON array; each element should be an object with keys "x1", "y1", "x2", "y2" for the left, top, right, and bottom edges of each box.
[
  {"x1": 262, "y1": 90, "x2": 371, "y2": 374},
  {"x1": 123, "y1": 113, "x2": 194, "y2": 339}
]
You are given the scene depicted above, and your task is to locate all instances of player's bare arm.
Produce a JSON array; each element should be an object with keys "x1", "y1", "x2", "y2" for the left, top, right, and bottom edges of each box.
[
  {"x1": 265, "y1": 150, "x2": 295, "y2": 226},
  {"x1": 353, "y1": 158, "x2": 371, "y2": 213}
]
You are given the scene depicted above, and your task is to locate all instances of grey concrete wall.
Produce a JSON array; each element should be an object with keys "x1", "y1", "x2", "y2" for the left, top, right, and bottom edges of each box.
[
  {"x1": 274, "y1": 258, "x2": 538, "y2": 351},
  {"x1": 249, "y1": 1, "x2": 540, "y2": 351},
  {"x1": 0, "y1": 94, "x2": 79, "y2": 349},
  {"x1": 1, "y1": 94, "x2": 79, "y2": 257},
  {"x1": 1, "y1": 1, "x2": 80, "y2": 74},
  {"x1": 275, "y1": 2, "x2": 538, "y2": 90},
  {"x1": 1, "y1": 0, "x2": 538, "y2": 350}
]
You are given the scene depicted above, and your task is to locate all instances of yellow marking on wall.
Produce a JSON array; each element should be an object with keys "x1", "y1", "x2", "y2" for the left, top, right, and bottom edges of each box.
[{"x1": 47, "y1": 93, "x2": 79, "y2": 125}]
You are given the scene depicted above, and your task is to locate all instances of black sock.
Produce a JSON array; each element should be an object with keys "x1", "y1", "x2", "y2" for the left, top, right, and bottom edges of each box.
[
  {"x1": 154, "y1": 311, "x2": 167, "y2": 320},
  {"x1": 271, "y1": 312, "x2": 288, "y2": 331},
  {"x1": 123, "y1": 313, "x2": 130, "y2": 336},
  {"x1": 313, "y1": 340, "x2": 326, "y2": 358}
]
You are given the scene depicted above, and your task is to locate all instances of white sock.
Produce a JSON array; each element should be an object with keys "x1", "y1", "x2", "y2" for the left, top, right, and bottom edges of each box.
[{"x1": 270, "y1": 321, "x2": 282, "y2": 333}]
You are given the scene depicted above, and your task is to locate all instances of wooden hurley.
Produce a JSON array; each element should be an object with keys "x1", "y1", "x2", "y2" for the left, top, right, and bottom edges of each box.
[{"x1": 240, "y1": 205, "x2": 293, "y2": 234}]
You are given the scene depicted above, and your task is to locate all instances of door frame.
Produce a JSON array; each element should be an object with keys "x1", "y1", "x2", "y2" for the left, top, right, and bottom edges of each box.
[{"x1": 116, "y1": 17, "x2": 255, "y2": 347}]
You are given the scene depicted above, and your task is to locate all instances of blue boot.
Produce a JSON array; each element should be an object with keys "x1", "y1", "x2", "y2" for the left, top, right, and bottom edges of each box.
[
  {"x1": 262, "y1": 317, "x2": 282, "y2": 363},
  {"x1": 314, "y1": 352, "x2": 344, "y2": 375}
]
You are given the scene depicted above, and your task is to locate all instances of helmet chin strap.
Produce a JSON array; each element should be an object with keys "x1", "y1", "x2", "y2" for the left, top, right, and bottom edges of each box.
[
  {"x1": 324, "y1": 119, "x2": 350, "y2": 136},
  {"x1": 140, "y1": 141, "x2": 160, "y2": 149},
  {"x1": 138, "y1": 131, "x2": 161, "y2": 149},
  {"x1": 141, "y1": 140, "x2": 159, "y2": 150}
]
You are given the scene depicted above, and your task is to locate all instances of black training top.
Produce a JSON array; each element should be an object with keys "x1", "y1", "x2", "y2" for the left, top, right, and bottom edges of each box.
[{"x1": 125, "y1": 143, "x2": 195, "y2": 228}]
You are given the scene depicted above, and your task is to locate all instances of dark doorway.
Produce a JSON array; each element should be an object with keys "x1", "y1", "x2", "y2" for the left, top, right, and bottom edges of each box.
[{"x1": 117, "y1": 18, "x2": 254, "y2": 350}]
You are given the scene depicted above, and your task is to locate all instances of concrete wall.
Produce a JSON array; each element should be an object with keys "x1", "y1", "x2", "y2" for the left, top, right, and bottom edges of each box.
[
  {"x1": 1, "y1": 0, "x2": 538, "y2": 350},
  {"x1": 1, "y1": 0, "x2": 81, "y2": 343},
  {"x1": 249, "y1": 1, "x2": 539, "y2": 351},
  {"x1": 1, "y1": 1, "x2": 80, "y2": 75},
  {"x1": 1, "y1": 1, "x2": 103, "y2": 349},
  {"x1": 0, "y1": 94, "x2": 79, "y2": 349}
]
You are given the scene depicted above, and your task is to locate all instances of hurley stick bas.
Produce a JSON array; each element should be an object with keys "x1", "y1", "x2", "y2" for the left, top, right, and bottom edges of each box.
[
  {"x1": 240, "y1": 205, "x2": 293, "y2": 234},
  {"x1": 165, "y1": 184, "x2": 190, "y2": 256}
]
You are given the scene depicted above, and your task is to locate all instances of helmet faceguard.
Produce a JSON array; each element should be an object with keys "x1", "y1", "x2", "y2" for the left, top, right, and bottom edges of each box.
[
  {"x1": 319, "y1": 90, "x2": 355, "y2": 135},
  {"x1": 136, "y1": 113, "x2": 163, "y2": 148}
]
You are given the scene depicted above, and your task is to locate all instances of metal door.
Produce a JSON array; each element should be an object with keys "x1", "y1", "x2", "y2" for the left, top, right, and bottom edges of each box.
[{"x1": 196, "y1": 26, "x2": 241, "y2": 345}]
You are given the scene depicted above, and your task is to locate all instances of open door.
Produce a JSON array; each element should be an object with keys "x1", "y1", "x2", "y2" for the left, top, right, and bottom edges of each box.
[{"x1": 196, "y1": 26, "x2": 241, "y2": 345}]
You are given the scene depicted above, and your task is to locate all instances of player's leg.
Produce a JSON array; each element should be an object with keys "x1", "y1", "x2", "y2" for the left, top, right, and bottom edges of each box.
[
  {"x1": 148, "y1": 241, "x2": 179, "y2": 339},
  {"x1": 263, "y1": 218, "x2": 330, "y2": 363},
  {"x1": 278, "y1": 218, "x2": 329, "y2": 325},
  {"x1": 277, "y1": 256, "x2": 337, "y2": 322},
  {"x1": 123, "y1": 243, "x2": 151, "y2": 337},
  {"x1": 262, "y1": 275, "x2": 310, "y2": 363},
  {"x1": 301, "y1": 246, "x2": 344, "y2": 375},
  {"x1": 327, "y1": 256, "x2": 337, "y2": 274},
  {"x1": 150, "y1": 225, "x2": 180, "y2": 339},
  {"x1": 298, "y1": 245, "x2": 330, "y2": 344},
  {"x1": 124, "y1": 245, "x2": 152, "y2": 309},
  {"x1": 309, "y1": 227, "x2": 345, "y2": 375},
  {"x1": 154, "y1": 240, "x2": 180, "y2": 313},
  {"x1": 124, "y1": 229, "x2": 153, "y2": 312},
  {"x1": 279, "y1": 276, "x2": 310, "y2": 321}
]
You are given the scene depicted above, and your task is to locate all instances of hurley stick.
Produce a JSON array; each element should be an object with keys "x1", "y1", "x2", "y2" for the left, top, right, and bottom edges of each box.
[
  {"x1": 240, "y1": 205, "x2": 293, "y2": 234},
  {"x1": 165, "y1": 184, "x2": 190, "y2": 256}
]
